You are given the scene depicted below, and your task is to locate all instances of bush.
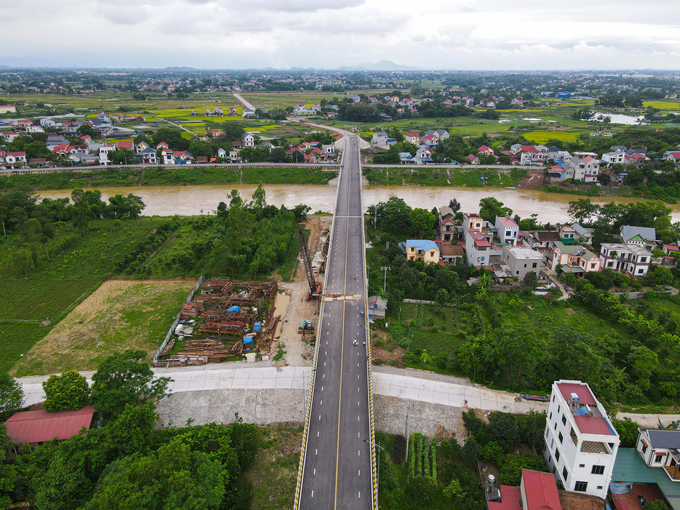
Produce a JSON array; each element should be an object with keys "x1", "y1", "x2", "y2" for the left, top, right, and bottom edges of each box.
[
  {"x1": 499, "y1": 454, "x2": 549, "y2": 485},
  {"x1": 487, "y1": 413, "x2": 520, "y2": 453},
  {"x1": 409, "y1": 434, "x2": 416, "y2": 479},
  {"x1": 42, "y1": 370, "x2": 90, "y2": 412},
  {"x1": 462, "y1": 436, "x2": 481, "y2": 468},
  {"x1": 462, "y1": 410, "x2": 484, "y2": 437},
  {"x1": 481, "y1": 441, "x2": 505, "y2": 466}
]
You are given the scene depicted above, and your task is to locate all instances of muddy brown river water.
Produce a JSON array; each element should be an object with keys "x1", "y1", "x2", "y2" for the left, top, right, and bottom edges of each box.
[{"x1": 37, "y1": 184, "x2": 680, "y2": 223}]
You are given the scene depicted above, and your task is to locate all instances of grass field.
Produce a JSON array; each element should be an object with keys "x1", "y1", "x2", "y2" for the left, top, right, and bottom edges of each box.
[
  {"x1": 523, "y1": 131, "x2": 579, "y2": 144},
  {"x1": 12, "y1": 279, "x2": 195, "y2": 376},
  {"x1": 247, "y1": 424, "x2": 302, "y2": 510},
  {"x1": 0, "y1": 278, "x2": 100, "y2": 321},
  {"x1": 644, "y1": 100, "x2": 680, "y2": 110},
  {"x1": 0, "y1": 322, "x2": 51, "y2": 374}
]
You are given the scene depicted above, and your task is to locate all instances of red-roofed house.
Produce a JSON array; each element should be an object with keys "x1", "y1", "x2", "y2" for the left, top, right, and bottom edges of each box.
[
  {"x1": 156, "y1": 142, "x2": 169, "y2": 150},
  {"x1": 522, "y1": 469, "x2": 562, "y2": 510},
  {"x1": 663, "y1": 244, "x2": 679, "y2": 256},
  {"x1": 5, "y1": 152, "x2": 27, "y2": 168},
  {"x1": 116, "y1": 141, "x2": 133, "y2": 150},
  {"x1": 405, "y1": 132, "x2": 419, "y2": 144},
  {"x1": 0, "y1": 104, "x2": 16, "y2": 114},
  {"x1": 466, "y1": 230, "x2": 491, "y2": 267},
  {"x1": 16, "y1": 119, "x2": 33, "y2": 129},
  {"x1": 77, "y1": 135, "x2": 92, "y2": 143},
  {"x1": 420, "y1": 134, "x2": 438, "y2": 146},
  {"x1": 6, "y1": 406, "x2": 95, "y2": 445},
  {"x1": 467, "y1": 154, "x2": 480, "y2": 165},
  {"x1": 478, "y1": 145, "x2": 495, "y2": 157},
  {"x1": 2, "y1": 132, "x2": 19, "y2": 143},
  {"x1": 544, "y1": 380, "x2": 619, "y2": 500}
]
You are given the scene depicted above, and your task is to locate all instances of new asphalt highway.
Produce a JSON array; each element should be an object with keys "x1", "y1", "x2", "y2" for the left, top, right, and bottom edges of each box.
[{"x1": 298, "y1": 136, "x2": 374, "y2": 509}]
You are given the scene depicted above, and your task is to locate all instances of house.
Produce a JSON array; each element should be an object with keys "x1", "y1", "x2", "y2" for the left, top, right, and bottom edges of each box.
[
  {"x1": 99, "y1": 144, "x2": 116, "y2": 165},
  {"x1": 16, "y1": 119, "x2": 32, "y2": 129},
  {"x1": 242, "y1": 108, "x2": 257, "y2": 119},
  {"x1": 439, "y1": 206, "x2": 456, "y2": 242},
  {"x1": 420, "y1": 134, "x2": 438, "y2": 147},
  {"x1": 544, "y1": 380, "x2": 620, "y2": 500},
  {"x1": 5, "y1": 406, "x2": 96, "y2": 445},
  {"x1": 663, "y1": 244, "x2": 679, "y2": 256},
  {"x1": 424, "y1": 129, "x2": 449, "y2": 141},
  {"x1": 599, "y1": 243, "x2": 651, "y2": 276},
  {"x1": 550, "y1": 242, "x2": 601, "y2": 274},
  {"x1": 4, "y1": 152, "x2": 27, "y2": 168},
  {"x1": 0, "y1": 104, "x2": 16, "y2": 114},
  {"x1": 161, "y1": 150, "x2": 175, "y2": 165},
  {"x1": 135, "y1": 141, "x2": 152, "y2": 153},
  {"x1": 26, "y1": 125, "x2": 44, "y2": 134},
  {"x1": 404, "y1": 240, "x2": 440, "y2": 264},
  {"x1": 571, "y1": 223, "x2": 593, "y2": 245},
  {"x1": 372, "y1": 131, "x2": 388, "y2": 146},
  {"x1": 116, "y1": 141, "x2": 133, "y2": 151},
  {"x1": 495, "y1": 216, "x2": 519, "y2": 246},
  {"x1": 2, "y1": 132, "x2": 20, "y2": 143},
  {"x1": 322, "y1": 144, "x2": 335, "y2": 157},
  {"x1": 404, "y1": 132, "x2": 419, "y2": 144},
  {"x1": 242, "y1": 133, "x2": 255, "y2": 147},
  {"x1": 502, "y1": 245, "x2": 542, "y2": 278},
  {"x1": 558, "y1": 225, "x2": 578, "y2": 245},
  {"x1": 463, "y1": 212, "x2": 483, "y2": 238},
  {"x1": 156, "y1": 142, "x2": 169, "y2": 150},
  {"x1": 601, "y1": 151, "x2": 625, "y2": 166},
  {"x1": 415, "y1": 147, "x2": 432, "y2": 161},
  {"x1": 611, "y1": 449, "x2": 680, "y2": 510},
  {"x1": 478, "y1": 145, "x2": 495, "y2": 157},
  {"x1": 663, "y1": 151, "x2": 680, "y2": 165},
  {"x1": 136, "y1": 147, "x2": 157, "y2": 164},
  {"x1": 229, "y1": 150, "x2": 241, "y2": 163},
  {"x1": 636, "y1": 428, "x2": 680, "y2": 480},
  {"x1": 217, "y1": 148, "x2": 227, "y2": 159},
  {"x1": 566, "y1": 157, "x2": 600, "y2": 182},
  {"x1": 440, "y1": 244, "x2": 465, "y2": 265},
  {"x1": 466, "y1": 154, "x2": 480, "y2": 165},
  {"x1": 367, "y1": 296, "x2": 387, "y2": 321},
  {"x1": 465, "y1": 230, "x2": 491, "y2": 267},
  {"x1": 621, "y1": 225, "x2": 656, "y2": 250}
]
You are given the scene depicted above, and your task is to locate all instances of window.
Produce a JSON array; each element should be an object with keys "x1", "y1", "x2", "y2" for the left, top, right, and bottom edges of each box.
[
  {"x1": 555, "y1": 450, "x2": 560, "y2": 462},
  {"x1": 562, "y1": 467, "x2": 568, "y2": 482},
  {"x1": 592, "y1": 465, "x2": 605, "y2": 475},
  {"x1": 552, "y1": 395, "x2": 555, "y2": 403},
  {"x1": 642, "y1": 444, "x2": 648, "y2": 454},
  {"x1": 516, "y1": 271, "x2": 519, "y2": 275},
  {"x1": 562, "y1": 415, "x2": 567, "y2": 426},
  {"x1": 638, "y1": 269, "x2": 644, "y2": 274},
  {"x1": 640, "y1": 257, "x2": 647, "y2": 263},
  {"x1": 579, "y1": 464, "x2": 585, "y2": 468},
  {"x1": 532, "y1": 263, "x2": 537, "y2": 268},
  {"x1": 551, "y1": 438, "x2": 554, "y2": 448},
  {"x1": 550, "y1": 412, "x2": 552, "y2": 420},
  {"x1": 481, "y1": 257, "x2": 485, "y2": 261},
  {"x1": 574, "y1": 481, "x2": 588, "y2": 492},
  {"x1": 655, "y1": 454, "x2": 664, "y2": 463},
  {"x1": 559, "y1": 432, "x2": 563, "y2": 443},
  {"x1": 597, "y1": 486, "x2": 603, "y2": 490},
  {"x1": 524, "y1": 264, "x2": 527, "y2": 268},
  {"x1": 554, "y1": 421, "x2": 558, "y2": 430}
]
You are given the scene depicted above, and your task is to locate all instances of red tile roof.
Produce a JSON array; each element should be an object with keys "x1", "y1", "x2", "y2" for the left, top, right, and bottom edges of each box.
[
  {"x1": 556, "y1": 382, "x2": 597, "y2": 406},
  {"x1": 522, "y1": 469, "x2": 562, "y2": 510},
  {"x1": 6, "y1": 406, "x2": 95, "y2": 444},
  {"x1": 499, "y1": 217, "x2": 518, "y2": 228},
  {"x1": 117, "y1": 141, "x2": 133, "y2": 150}
]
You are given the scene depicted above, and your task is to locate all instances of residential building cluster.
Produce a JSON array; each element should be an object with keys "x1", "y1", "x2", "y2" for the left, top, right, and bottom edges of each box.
[{"x1": 400, "y1": 206, "x2": 667, "y2": 282}]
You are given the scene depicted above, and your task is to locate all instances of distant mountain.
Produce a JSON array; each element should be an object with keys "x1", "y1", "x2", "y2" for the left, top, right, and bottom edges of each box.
[{"x1": 336, "y1": 60, "x2": 419, "y2": 71}]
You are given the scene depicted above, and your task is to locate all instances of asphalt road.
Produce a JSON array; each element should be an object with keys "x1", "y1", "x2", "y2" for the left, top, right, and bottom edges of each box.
[{"x1": 298, "y1": 136, "x2": 373, "y2": 509}]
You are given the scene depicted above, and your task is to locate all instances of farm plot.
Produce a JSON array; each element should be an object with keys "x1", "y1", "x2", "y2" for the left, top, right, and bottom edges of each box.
[
  {"x1": 12, "y1": 279, "x2": 195, "y2": 376},
  {"x1": 0, "y1": 278, "x2": 100, "y2": 321}
]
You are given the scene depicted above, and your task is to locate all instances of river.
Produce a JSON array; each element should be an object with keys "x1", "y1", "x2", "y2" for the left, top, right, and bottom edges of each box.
[{"x1": 36, "y1": 184, "x2": 680, "y2": 223}]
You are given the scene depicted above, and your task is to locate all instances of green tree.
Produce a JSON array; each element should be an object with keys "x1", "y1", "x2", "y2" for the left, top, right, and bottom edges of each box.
[
  {"x1": 409, "y1": 208, "x2": 436, "y2": 238},
  {"x1": 442, "y1": 478, "x2": 465, "y2": 499},
  {"x1": 522, "y1": 271, "x2": 538, "y2": 291},
  {"x1": 102, "y1": 403, "x2": 158, "y2": 458},
  {"x1": 461, "y1": 436, "x2": 481, "y2": 468},
  {"x1": 84, "y1": 441, "x2": 227, "y2": 510},
  {"x1": 612, "y1": 418, "x2": 641, "y2": 447},
  {"x1": 479, "y1": 197, "x2": 512, "y2": 222},
  {"x1": 42, "y1": 370, "x2": 90, "y2": 413},
  {"x1": 627, "y1": 345, "x2": 658, "y2": 391},
  {"x1": 91, "y1": 350, "x2": 170, "y2": 418},
  {"x1": 499, "y1": 454, "x2": 548, "y2": 485},
  {"x1": 435, "y1": 289, "x2": 449, "y2": 306},
  {"x1": 0, "y1": 374, "x2": 24, "y2": 417},
  {"x1": 487, "y1": 413, "x2": 520, "y2": 453}
]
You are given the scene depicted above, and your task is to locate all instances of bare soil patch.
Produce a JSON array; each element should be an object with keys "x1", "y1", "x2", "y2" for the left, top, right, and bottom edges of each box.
[{"x1": 517, "y1": 168, "x2": 547, "y2": 189}]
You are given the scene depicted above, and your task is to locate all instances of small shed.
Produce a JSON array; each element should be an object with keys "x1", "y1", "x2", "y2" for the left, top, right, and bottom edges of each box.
[{"x1": 6, "y1": 406, "x2": 96, "y2": 445}]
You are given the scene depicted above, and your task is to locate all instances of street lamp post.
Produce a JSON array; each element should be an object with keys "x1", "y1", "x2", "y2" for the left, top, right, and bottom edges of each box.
[
  {"x1": 364, "y1": 438, "x2": 385, "y2": 508},
  {"x1": 380, "y1": 266, "x2": 391, "y2": 294}
]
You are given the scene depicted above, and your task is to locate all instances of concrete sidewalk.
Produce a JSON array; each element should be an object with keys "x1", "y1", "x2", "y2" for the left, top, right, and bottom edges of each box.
[{"x1": 17, "y1": 364, "x2": 672, "y2": 428}]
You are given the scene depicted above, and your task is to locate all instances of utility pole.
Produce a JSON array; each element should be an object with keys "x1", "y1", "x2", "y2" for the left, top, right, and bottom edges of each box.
[{"x1": 380, "y1": 266, "x2": 391, "y2": 293}]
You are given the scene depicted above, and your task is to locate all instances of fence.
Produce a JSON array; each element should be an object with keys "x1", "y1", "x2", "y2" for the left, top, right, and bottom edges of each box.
[{"x1": 153, "y1": 275, "x2": 203, "y2": 362}]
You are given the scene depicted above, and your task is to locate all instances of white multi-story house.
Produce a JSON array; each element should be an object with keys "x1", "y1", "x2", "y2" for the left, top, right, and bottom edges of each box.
[
  {"x1": 620, "y1": 225, "x2": 656, "y2": 250},
  {"x1": 501, "y1": 245, "x2": 542, "y2": 278},
  {"x1": 462, "y1": 212, "x2": 483, "y2": 239},
  {"x1": 601, "y1": 151, "x2": 625, "y2": 166},
  {"x1": 465, "y1": 230, "x2": 491, "y2": 267},
  {"x1": 549, "y1": 242, "x2": 601, "y2": 273},
  {"x1": 371, "y1": 131, "x2": 388, "y2": 145},
  {"x1": 544, "y1": 380, "x2": 620, "y2": 500},
  {"x1": 566, "y1": 157, "x2": 600, "y2": 182},
  {"x1": 599, "y1": 243, "x2": 651, "y2": 276},
  {"x1": 495, "y1": 216, "x2": 519, "y2": 246},
  {"x1": 242, "y1": 133, "x2": 255, "y2": 147}
]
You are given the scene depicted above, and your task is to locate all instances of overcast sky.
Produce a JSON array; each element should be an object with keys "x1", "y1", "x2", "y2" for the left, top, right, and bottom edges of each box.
[{"x1": 2, "y1": 0, "x2": 680, "y2": 70}]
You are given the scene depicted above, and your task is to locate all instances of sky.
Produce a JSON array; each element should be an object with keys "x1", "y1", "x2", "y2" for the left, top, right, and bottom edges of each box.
[{"x1": 2, "y1": 0, "x2": 680, "y2": 70}]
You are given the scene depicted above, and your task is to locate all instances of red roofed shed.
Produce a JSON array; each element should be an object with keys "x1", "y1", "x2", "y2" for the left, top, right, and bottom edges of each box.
[
  {"x1": 6, "y1": 406, "x2": 95, "y2": 444},
  {"x1": 521, "y1": 469, "x2": 562, "y2": 510}
]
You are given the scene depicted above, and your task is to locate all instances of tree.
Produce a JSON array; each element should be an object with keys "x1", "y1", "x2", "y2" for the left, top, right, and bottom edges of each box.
[
  {"x1": 42, "y1": 370, "x2": 90, "y2": 413},
  {"x1": 109, "y1": 149, "x2": 134, "y2": 165},
  {"x1": 84, "y1": 441, "x2": 227, "y2": 510},
  {"x1": 499, "y1": 454, "x2": 548, "y2": 485},
  {"x1": 568, "y1": 198, "x2": 599, "y2": 224},
  {"x1": 627, "y1": 345, "x2": 658, "y2": 391},
  {"x1": 102, "y1": 403, "x2": 158, "y2": 458},
  {"x1": 461, "y1": 436, "x2": 481, "y2": 468},
  {"x1": 374, "y1": 197, "x2": 412, "y2": 237},
  {"x1": 479, "y1": 197, "x2": 512, "y2": 222},
  {"x1": 91, "y1": 350, "x2": 170, "y2": 418},
  {"x1": 410, "y1": 208, "x2": 435, "y2": 238},
  {"x1": 522, "y1": 271, "x2": 538, "y2": 291},
  {"x1": 0, "y1": 374, "x2": 24, "y2": 417},
  {"x1": 487, "y1": 413, "x2": 520, "y2": 453},
  {"x1": 612, "y1": 418, "x2": 641, "y2": 447},
  {"x1": 448, "y1": 198, "x2": 461, "y2": 214},
  {"x1": 442, "y1": 478, "x2": 465, "y2": 499}
]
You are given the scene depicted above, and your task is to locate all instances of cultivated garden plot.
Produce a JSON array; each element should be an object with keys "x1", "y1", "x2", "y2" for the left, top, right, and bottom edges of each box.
[{"x1": 12, "y1": 279, "x2": 195, "y2": 376}]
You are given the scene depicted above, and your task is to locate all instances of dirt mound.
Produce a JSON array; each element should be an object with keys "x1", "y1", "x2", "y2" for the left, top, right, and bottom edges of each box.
[{"x1": 516, "y1": 168, "x2": 547, "y2": 189}]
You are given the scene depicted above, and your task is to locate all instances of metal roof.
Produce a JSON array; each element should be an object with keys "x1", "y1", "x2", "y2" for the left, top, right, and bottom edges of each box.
[
  {"x1": 6, "y1": 406, "x2": 95, "y2": 444},
  {"x1": 522, "y1": 469, "x2": 562, "y2": 510},
  {"x1": 647, "y1": 430, "x2": 680, "y2": 449}
]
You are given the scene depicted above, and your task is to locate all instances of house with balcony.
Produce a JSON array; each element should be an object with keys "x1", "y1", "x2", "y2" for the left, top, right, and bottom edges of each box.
[
  {"x1": 495, "y1": 216, "x2": 519, "y2": 246},
  {"x1": 571, "y1": 223, "x2": 593, "y2": 245},
  {"x1": 439, "y1": 206, "x2": 456, "y2": 242},
  {"x1": 544, "y1": 380, "x2": 620, "y2": 500},
  {"x1": 465, "y1": 230, "x2": 491, "y2": 267},
  {"x1": 636, "y1": 429, "x2": 680, "y2": 482},
  {"x1": 550, "y1": 242, "x2": 600, "y2": 274},
  {"x1": 559, "y1": 225, "x2": 578, "y2": 245},
  {"x1": 599, "y1": 243, "x2": 651, "y2": 276},
  {"x1": 403, "y1": 240, "x2": 440, "y2": 265},
  {"x1": 524, "y1": 230, "x2": 562, "y2": 251}
]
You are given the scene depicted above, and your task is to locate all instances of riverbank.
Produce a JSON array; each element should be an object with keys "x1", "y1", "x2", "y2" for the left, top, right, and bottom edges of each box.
[
  {"x1": 363, "y1": 166, "x2": 526, "y2": 187},
  {"x1": 0, "y1": 165, "x2": 337, "y2": 190}
]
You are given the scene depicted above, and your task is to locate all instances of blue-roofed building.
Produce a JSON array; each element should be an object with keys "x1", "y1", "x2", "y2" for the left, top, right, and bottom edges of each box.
[{"x1": 403, "y1": 240, "x2": 440, "y2": 264}]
